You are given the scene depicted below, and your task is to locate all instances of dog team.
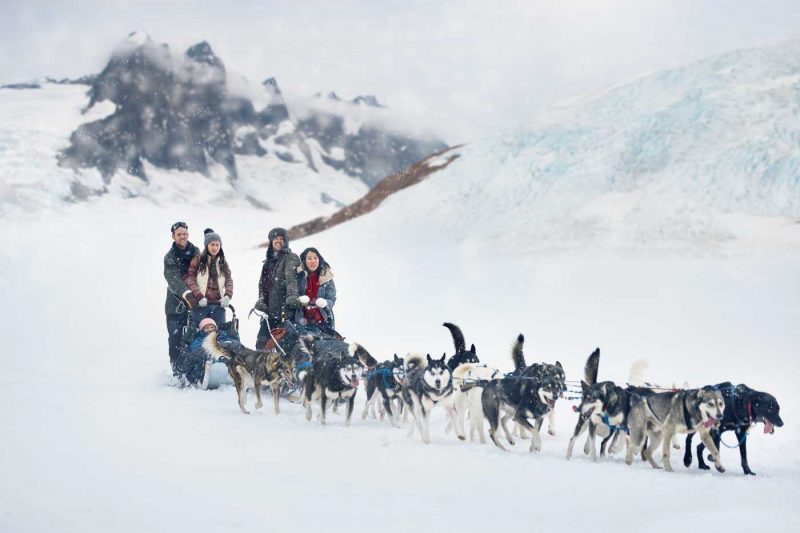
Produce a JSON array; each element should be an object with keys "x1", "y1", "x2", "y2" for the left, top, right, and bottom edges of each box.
[{"x1": 202, "y1": 318, "x2": 783, "y2": 476}]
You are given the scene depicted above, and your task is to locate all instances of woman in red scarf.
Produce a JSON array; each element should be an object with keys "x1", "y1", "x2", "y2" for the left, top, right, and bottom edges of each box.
[{"x1": 295, "y1": 247, "x2": 337, "y2": 330}]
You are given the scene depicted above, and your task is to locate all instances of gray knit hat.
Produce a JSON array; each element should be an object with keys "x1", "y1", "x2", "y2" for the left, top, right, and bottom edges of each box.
[{"x1": 204, "y1": 228, "x2": 221, "y2": 247}]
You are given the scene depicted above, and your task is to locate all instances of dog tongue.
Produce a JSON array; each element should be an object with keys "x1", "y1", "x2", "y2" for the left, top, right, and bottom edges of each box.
[
  {"x1": 764, "y1": 421, "x2": 775, "y2": 434},
  {"x1": 352, "y1": 377, "x2": 360, "y2": 388},
  {"x1": 703, "y1": 417, "x2": 718, "y2": 429}
]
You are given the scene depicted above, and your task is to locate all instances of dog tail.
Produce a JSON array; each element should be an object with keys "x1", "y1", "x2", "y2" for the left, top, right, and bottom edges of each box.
[
  {"x1": 351, "y1": 343, "x2": 377, "y2": 368},
  {"x1": 460, "y1": 379, "x2": 490, "y2": 393},
  {"x1": 628, "y1": 359, "x2": 648, "y2": 386},
  {"x1": 584, "y1": 348, "x2": 600, "y2": 386},
  {"x1": 511, "y1": 334, "x2": 526, "y2": 371},
  {"x1": 442, "y1": 322, "x2": 466, "y2": 353},
  {"x1": 406, "y1": 353, "x2": 426, "y2": 371}
]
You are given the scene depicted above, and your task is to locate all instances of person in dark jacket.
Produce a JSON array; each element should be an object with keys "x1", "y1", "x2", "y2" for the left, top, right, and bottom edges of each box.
[
  {"x1": 164, "y1": 221, "x2": 200, "y2": 373},
  {"x1": 255, "y1": 227, "x2": 301, "y2": 347},
  {"x1": 186, "y1": 228, "x2": 233, "y2": 327},
  {"x1": 295, "y1": 247, "x2": 337, "y2": 330}
]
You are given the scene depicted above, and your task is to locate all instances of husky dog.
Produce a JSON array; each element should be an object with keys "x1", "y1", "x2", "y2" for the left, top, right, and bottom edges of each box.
[
  {"x1": 402, "y1": 354, "x2": 458, "y2": 444},
  {"x1": 684, "y1": 382, "x2": 783, "y2": 475},
  {"x1": 451, "y1": 362, "x2": 502, "y2": 443},
  {"x1": 626, "y1": 386, "x2": 725, "y2": 472},
  {"x1": 506, "y1": 335, "x2": 565, "y2": 438},
  {"x1": 362, "y1": 354, "x2": 406, "y2": 426},
  {"x1": 566, "y1": 348, "x2": 600, "y2": 460},
  {"x1": 479, "y1": 375, "x2": 557, "y2": 453},
  {"x1": 567, "y1": 378, "x2": 656, "y2": 461},
  {"x1": 442, "y1": 322, "x2": 479, "y2": 371},
  {"x1": 223, "y1": 336, "x2": 296, "y2": 415},
  {"x1": 303, "y1": 352, "x2": 364, "y2": 425}
]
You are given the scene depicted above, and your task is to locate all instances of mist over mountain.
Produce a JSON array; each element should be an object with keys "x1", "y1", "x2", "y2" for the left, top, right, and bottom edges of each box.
[
  {"x1": 299, "y1": 38, "x2": 800, "y2": 249},
  {"x1": 56, "y1": 32, "x2": 445, "y2": 189}
]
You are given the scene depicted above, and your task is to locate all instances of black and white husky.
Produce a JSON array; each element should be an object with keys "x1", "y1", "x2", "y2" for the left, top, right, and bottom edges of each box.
[
  {"x1": 442, "y1": 322, "x2": 480, "y2": 371},
  {"x1": 402, "y1": 354, "x2": 458, "y2": 444},
  {"x1": 505, "y1": 334, "x2": 565, "y2": 438},
  {"x1": 303, "y1": 352, "x2": 364, "y2": 426},
  {"x1": 362, "y1": 354, "x2": 405, "y2": 426}
]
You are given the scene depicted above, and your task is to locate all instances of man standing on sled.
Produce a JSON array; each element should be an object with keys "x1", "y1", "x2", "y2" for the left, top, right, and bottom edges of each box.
[
  {"x1": 163, "y1": 221, "x2": 200, "y2": 374},
  {"x1": 255, "y1": 227, "x2": 301, "y2": 347}
]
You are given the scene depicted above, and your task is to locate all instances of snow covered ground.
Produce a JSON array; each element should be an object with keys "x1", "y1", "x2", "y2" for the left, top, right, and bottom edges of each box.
[
  {"x1": 3, "y1": 37, "x2": 800, "y2": 533},
  {"x1": 1, "y1": 200, "x2": 798, "y2": 533}
]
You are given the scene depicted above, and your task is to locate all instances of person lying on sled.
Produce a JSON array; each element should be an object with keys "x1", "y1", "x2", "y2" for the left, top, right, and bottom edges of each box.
[{"x1": 189, "y1": 317, "x2": 241, "y2": 353}]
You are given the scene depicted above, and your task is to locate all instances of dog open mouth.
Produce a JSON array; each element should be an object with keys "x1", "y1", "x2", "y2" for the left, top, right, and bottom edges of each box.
[
  {"x1": 764, "y1": 421, "x2": 775, "y2": 434},
  {"x1": 546, "y1": 398, "x2": 555, "y2": 409},
  {"x1": 350, "y1": 376, "x2": 360, "y2": 388},
  {"x1": 703, "y1": 416, "x2": 720, "y2": 429}
]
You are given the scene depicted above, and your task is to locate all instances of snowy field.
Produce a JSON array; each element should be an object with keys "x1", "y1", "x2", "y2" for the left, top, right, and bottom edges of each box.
[
  {"x1": 3, "y1": 37, "x2": 800, "y2": 532},
  {"x1": 1, "y1": 201, "x2": 798, "y2": 533}
]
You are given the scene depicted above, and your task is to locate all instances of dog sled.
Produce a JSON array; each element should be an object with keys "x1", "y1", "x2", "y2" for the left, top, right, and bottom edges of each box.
[{"x1": 174, "y1": 304, "x2": 239, "y2": 390}]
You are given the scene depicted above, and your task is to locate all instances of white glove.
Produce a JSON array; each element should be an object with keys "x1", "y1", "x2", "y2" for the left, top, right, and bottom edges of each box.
[
  {"x1": 199, "y1": 297, "x2": 208, "y2": 307},
  {"x1": 315, "y1": 298, "x2": 327, "y2": 309},
  {"x1": 298, "y1": 295, "x2": 310, "y2": 306},
  {"x1": 221, "y1": 295, "x2": 231, "y2": 308}
]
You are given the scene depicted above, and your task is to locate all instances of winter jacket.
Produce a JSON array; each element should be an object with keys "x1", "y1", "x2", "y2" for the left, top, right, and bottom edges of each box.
[
  {"x1": 164, "y1": 241, "x2": 200, "y2": 314},
  {"x1": 258, "y1": 247, "x2": 301, "y2": 324},
  {"x1": 295, "y1": 267, "x2": 336, "y2": 329},
  {"x1": 189, "y1": 329, "x2": 236, "y2": 352},
  {"x1": 186, "y1": 255, "x2": 233, "y2": 304}
]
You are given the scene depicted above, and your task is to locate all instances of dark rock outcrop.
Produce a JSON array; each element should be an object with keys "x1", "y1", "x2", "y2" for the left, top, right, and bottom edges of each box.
[
  {"x1": 281, "y1": 145, "x2": 462, "y2": 242},
  {"x1": 57, "y1": 33, "x2": 447, "y2": 189}
]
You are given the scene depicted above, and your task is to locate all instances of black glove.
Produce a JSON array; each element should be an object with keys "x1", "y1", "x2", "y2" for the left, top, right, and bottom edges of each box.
[{"x1": 254, "y1": 298, "x2": 268, "y2": 312}]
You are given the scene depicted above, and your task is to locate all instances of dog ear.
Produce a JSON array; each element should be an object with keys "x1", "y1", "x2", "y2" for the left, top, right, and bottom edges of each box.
[
  {"x1": 440, "y1": 353, "x2": 447, "y2": 363},
  {"x1": 426, "y1": 354, "x2": 433, "y2": 364},
  {"x1": 394, "y1": 354, "x2": 400, "y2": 363},
  {"x1": 470, "y1": 343, "x2": 476, "y2": 353},
  {"x1": 581, "y1": 380, "x2": 589, "y2": 394},
  {"x1": 555, "y1": 361, "x2": 563, "y2": 370}
]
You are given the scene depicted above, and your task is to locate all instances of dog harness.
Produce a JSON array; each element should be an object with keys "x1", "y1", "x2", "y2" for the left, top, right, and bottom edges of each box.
[
  {"x1": 601, "y1": 414, "x2": 629, "y2": 434},
  {"x1": 366, "y1": 367, "x2": 400, "y2": 391}
]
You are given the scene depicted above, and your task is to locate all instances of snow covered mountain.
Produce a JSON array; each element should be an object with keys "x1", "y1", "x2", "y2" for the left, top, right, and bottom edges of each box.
[
  {"x1": 0, "y1": 32, "x2": 445, "y2": 214},
  {"x1": 303, "y1": 37, "x2": 800, "y2": 249}
]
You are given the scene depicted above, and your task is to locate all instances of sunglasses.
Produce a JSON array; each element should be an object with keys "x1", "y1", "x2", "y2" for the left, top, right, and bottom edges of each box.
[{"x1": 171, "y1": 221, "x2": 188, "y2": 233}]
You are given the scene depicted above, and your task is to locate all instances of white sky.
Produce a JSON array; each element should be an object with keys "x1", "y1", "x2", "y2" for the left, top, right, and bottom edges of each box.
[{"x1": 1, "y1": 0, "x2": 799, "y2": 141}]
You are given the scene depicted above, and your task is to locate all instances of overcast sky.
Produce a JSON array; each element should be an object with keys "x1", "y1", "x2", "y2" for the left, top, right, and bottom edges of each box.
[{"x1": 2, "y1": 0, "x2": 800, "y2": 141}]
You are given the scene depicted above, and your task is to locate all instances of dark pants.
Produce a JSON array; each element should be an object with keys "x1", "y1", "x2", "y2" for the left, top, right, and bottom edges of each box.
[
  {"x1": 191, "y1": 305, "x2": 226, "y2": 328},
  {"x1": 166, "y1": 311, "x2": 188, "y2": 372}
]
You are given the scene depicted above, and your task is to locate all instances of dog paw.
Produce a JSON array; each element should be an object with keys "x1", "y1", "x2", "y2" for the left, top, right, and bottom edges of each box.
[
  {"x1": 745, "y1": 470, "x2": 756, "y2": 476},
  {"x1": 715, "y1": 464, "x2": 726, "y2": 473},
  {"x1": 458, "y1": 435, "x2": 466, "y2": 441},
  {"x1": 698, "y1": 463, "x2": 710, "y2": 471},
  {"x1": 255, "y1": 401, "x2": 263, "y2": 409},
  {"x1": 548, "y1": 429, "x2": 556, "y2": 437}
]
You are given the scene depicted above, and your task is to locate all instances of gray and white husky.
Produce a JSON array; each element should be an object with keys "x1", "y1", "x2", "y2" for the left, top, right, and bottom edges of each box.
[
  {"x1": 402, "y1": 354, "x2": 458, "y2": 444},
  {"x1": 626, "y1": 386, "x2": 725, "y2": 472}
]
